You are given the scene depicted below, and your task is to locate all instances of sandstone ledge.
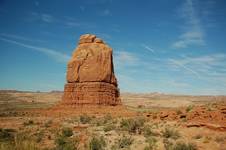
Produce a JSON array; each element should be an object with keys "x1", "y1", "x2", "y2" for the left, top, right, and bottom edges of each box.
[{"x1": 62, "y1": 82, "x2": 120, "y2": 106}]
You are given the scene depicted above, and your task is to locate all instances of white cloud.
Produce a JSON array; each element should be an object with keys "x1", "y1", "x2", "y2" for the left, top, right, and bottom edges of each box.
[
  {"x1": 0, "y1": 37, "x2": 70, "y2": 63},
  {"x1": 141, "y1": 44, "x2": 155, "y2": 53},
  {"x1": 172, "y1": 0, "x2": 205, "y2": 48}
]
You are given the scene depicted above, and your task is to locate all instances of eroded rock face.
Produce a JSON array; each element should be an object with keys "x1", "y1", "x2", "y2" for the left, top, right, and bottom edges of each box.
[{"x1": 62, "y1": 34, "x2": 121, "y2": 105}]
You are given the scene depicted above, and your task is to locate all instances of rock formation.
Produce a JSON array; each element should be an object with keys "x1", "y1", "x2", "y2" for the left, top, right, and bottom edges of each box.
[{"x1": 62, "y1": 34, "x2": 121, "y2": 105}]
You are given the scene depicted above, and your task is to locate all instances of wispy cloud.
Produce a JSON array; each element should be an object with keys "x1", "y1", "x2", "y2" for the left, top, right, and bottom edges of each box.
[
  {"x1": 0, "y1": 37, "x2": 70, "y2": 63},
  {"x1": 29, "y1": 12, "x2": 55, "y2": 23},
  {"x1": 114, "y1": 51, "x2": 138, "y2": 63},
  {"x1": 99, "y1": 9, "x2": 111, "y2": 16},
  {"x1": 114, "y1": 51, "x2": 140, "y2": 69},
  {"x1": 169, "y1": 58, "x2": 200, "y2": 77},
  {"x1": 167, "y1": 80, "x2": 190, "y2": 88},
  {"x1": 141, "y1": 44, "x2": 155, "y2": 53},
  {"x1": 172, "y1": 0, "x2": 205, "y2": 48},
  {"x1": 168, "y1": 53, "x2": 226, "y2": 79},
  {"x1": 0, "y1": 33, "x2": 45, "y2": 43}
]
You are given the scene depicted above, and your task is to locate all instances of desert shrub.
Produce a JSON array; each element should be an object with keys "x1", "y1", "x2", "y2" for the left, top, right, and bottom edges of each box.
[
  {"x1": 0, "y1": 128, "x2": 16, "y2": 142},
  {"x1": 13, "y1": 133, "x2": 38, "y2": 150},
  {"x1": 193, "y1": 134, "x2": 202, "y2": 139},
  {"x1": 89, "y1": 136, "x2": 106, "y2": 150},
  {"x1": 44, "y1": 119, "x2": 53, "y2": 128},
  {"x1": 62, "y1": 127, "x2": 73, "y2": 137},
  {"x1": 55, "y1": 135, "x2": 79, "y2": 150},
  {"x1": 163, "y1": 138, "x2": 174, "y2": 150},
  {"x1": 173, "y1": 142, "x2": 197, "y2": 150},
  {"x1": 23, "y1": 120, "x2": 34, "y2": 126},
  {"x1": 215, "y1": 136, "x2": 225, "y2": 143},
  {"x1": 0, "y1": 142, "x2": 14, "y2": 150},
  {"x1": 120, "y1": 117, "x2": 145, "y2": 133},
  {"x1": 104, "y1": 124, "x2": 116, "y2": 132},
  {"x1": 203, "y1": 136, "x2": 211, "y2": 143},
  {"x1": 186, "y1": 105, "x2": 194, "y2": 112},
  {"x1": 33, "y1": 131, "x2": 44, "y2": 143},
  {"x1": 112, "y1": 135, "x2": 133, "y2": 149},
  {"x1": 176, "y1": 109, "x2": 182, "y2": 115},
  {"x1": 80, "y1": 114, "x2": 92, "y2": 124},
  {"x1": 103, "y1": 114, "x2": 113, "y2": 124},
  {"x1": 144, "y1": 136, "x2": 157, "y2": 150},
  {"x1": 143, "y1": 125, "x2": 158, "y2": 137},
  {"x1": 162, "y1": 128, "x2": 180, "y2": 140}
]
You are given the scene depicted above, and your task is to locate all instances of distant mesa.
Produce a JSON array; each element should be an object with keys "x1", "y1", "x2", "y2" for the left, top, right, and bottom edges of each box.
[{"x1": 62, "y1": 34, "x2": 121, "y2": 105}]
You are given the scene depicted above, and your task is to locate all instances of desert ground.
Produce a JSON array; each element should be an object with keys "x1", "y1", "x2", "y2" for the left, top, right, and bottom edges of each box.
[{"x1": 0, "y1": 90, "x2": 225, "y2": 150}]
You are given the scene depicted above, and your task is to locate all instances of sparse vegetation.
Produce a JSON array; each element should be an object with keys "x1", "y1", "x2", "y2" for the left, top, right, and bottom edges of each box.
[
  {"x1": 173, "y1": 142, "x2": 197, "y2": 150},
  {"x1": 44, "y1": 119, "x2": 53, "y2": 128},
  {"x1": 176, "y1": 109, "x2": 182, "y2": 115},
  {"x1": 80, "y1": 114, "x2": 92, "y2": 124},
  {"x1": 55, "y1": 135, "x2": 78, "y2": 150},
  {"x1": 89, "y1": 136, "x2": 106, "y2": 150},
  {"x1": 62, "y1": 127, "x2": 73, "y2": 137},
  {"x1": 186, "y1": 105, "x2": 194, "y2": 112},
  {"x1": 103, "y1": 113, "x2": 113, "y2": 124},
  {"x1": 120, "y1": 117, "x2": 145, "y2": 133},
  {"x1": 23, "y1": 119, "x2": 34, "y2": 126},
  {"x1": 0, "y1": 91, "x2": 225, "y2": 150},
  {"x1": 104, "y1": 124, "x2": 116, "y2": 132},
  {"x1": 162, "y1": 128, "x2": 180, "y2": 139},
  {"x1": 193, "y1": 134, "x2": 202, "y2": 139},
  {"x1": 215, "y1": 136, "x2": 225, "y2": 143},
  {"x1": 112, "y1": 135, "x2": 134, "y2": 149},
  {"x1": 0, "y1": 128, "x2": 15, "y2": 142},
  {"x1": 163, "y1": 138, "x2": 174, "y2": 150},
  {"x1": 203, "y1": 136, "x2": 212, "y2": 143},
  {"x1": 144, "y1": 136, "x2": 157, "y2": 150},
  {"x1": 143, "y1": 125, "x2": 158, "y2": 137}
]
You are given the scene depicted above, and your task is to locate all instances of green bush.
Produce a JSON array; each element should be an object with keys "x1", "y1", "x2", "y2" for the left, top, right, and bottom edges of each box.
[
  {"x1": 89, "y1": 136, "x2": 106, "y2": 150},
  {"x1": 120, "y1": 117, "x2": 145, "y2": 133},
  {"x1": 173, "y1": 142, "x2": 197, "y2": 150},
  {"x1": 163, "y1": 138, "x2": 174, "y2": 150},
  {"x1": 80, "y1": 114, "x2": 92, "y2": 124},
  {"x1": 62, "y1": 127, "x2": 73, "y2": 137},
  {"x1": 162, "y1": 128, "x2": 180, "y2": 140}
]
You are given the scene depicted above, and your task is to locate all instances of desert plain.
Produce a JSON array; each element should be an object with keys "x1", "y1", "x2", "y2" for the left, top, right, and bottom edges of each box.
[{"x1": 0, "y1": 90, "x2": 225, "y2": 150}]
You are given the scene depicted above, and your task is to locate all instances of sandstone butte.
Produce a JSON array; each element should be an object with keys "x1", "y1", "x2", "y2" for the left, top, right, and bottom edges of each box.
[{"x1": 62, "y1": 34, "x2": 121, "y2": 106}]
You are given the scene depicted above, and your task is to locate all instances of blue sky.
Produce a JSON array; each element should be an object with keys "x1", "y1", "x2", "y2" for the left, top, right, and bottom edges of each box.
[{"x1": 0, "y1": 0, "x2": 226, "y2": 95}]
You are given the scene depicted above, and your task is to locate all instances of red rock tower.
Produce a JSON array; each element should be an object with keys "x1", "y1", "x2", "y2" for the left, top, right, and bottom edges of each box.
[{"x1": 62, "y1": 34, "x2": 121, "y2": 105}]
